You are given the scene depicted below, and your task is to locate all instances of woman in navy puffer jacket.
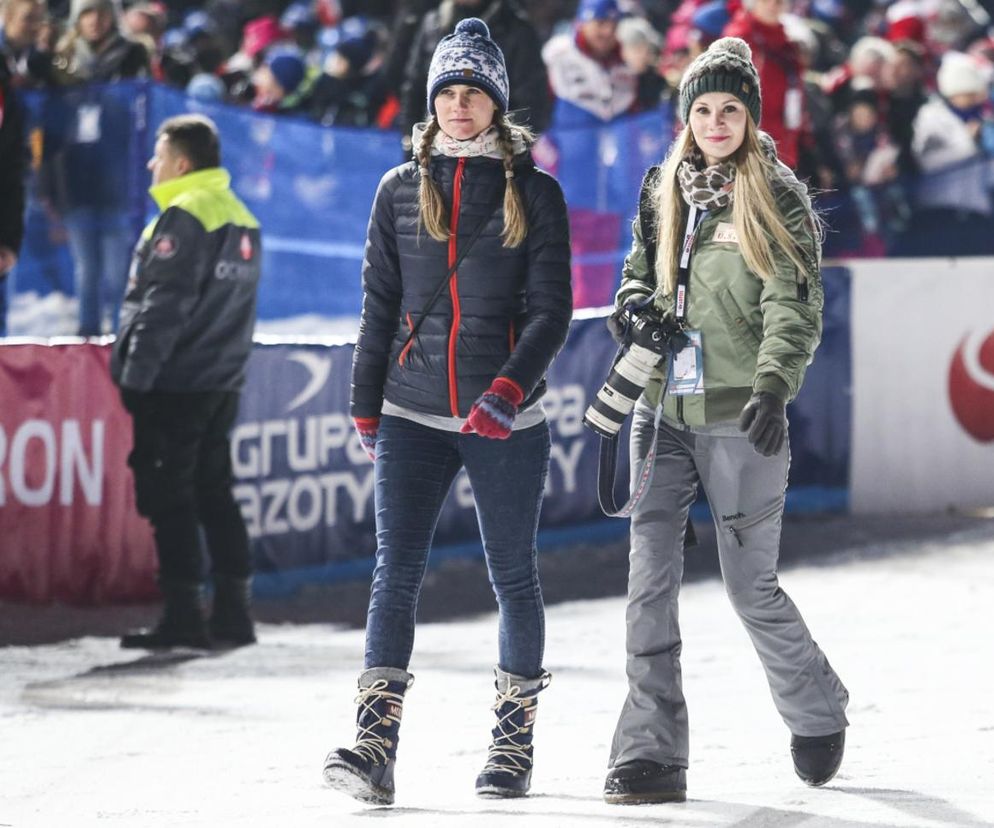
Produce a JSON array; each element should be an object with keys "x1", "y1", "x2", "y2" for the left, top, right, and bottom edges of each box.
[{"x1": 323, "y1": 18, "x2": 572, "y2": 807}]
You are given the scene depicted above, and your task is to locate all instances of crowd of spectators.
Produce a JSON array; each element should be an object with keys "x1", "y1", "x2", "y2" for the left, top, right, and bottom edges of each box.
[{"x1": 4, "y1": 0, "x2": 994, "y2": 331}]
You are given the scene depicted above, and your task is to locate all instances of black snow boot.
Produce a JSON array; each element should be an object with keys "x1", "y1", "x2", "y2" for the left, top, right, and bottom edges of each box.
[
  {"x1": 120, "y1": 578, "x2": 211, "y2": 650},
  {"x1": 603, "y1": 760, "x2": 687, "y2": 804},
  {"x1": 323, "y1": 667, "x2": 414, "y2": 806},
  {"x1": 209, "y1": 574, "x2": 257, "y2": 647},
  {"x1": 791, "y1": 729, "x2": 845, "y2": 786},
  {"x1": 475, "y1": 667, "x2": 552, "y2": 798}
]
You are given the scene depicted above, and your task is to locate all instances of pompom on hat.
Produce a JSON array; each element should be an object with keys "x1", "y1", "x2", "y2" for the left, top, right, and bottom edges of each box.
[
  {"x1": 679, "y1": 36, "x2": 762, "y2": 125},
  {"x1": 426, "y1": 18, "x2": 509, "y2": 115}
]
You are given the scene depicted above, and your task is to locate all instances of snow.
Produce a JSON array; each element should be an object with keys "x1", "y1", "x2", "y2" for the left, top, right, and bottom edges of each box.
[
  {"x1": 7, "y1": 291, "x2": 80, "y2": 337},
  {"x1": 2, "y1": 524, "x2": 994, "y2": 827}
]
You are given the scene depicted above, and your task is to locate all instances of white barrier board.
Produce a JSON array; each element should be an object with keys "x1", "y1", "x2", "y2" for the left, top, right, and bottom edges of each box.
[{"x1": 850, "y1": 258, "x2": 994, "y2": 513}]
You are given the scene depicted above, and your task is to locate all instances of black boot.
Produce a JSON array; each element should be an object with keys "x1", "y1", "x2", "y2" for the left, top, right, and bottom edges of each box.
[
  {"x1": 475, "y1": 667, "x2": 552, "y2": 798},
  {"x1": 120, "y1": 578, "x2": 211, "y2": 650},
  {"x1": 791, "y1": 730, "x2": 845, "y2": 786},
  {"x1": 209, "y1": 574, "x2": 257, "y2": 647},
  {"x1": 604, "y1": 760, "x2": 687, "y2": 804},
  {"x1": 323, "y1": 667, "x2": 414, "y2": 805}
]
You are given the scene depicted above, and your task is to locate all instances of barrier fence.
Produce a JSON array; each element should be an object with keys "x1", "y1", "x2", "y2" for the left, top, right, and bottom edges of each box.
[
  {"x1": 9, "y1": 81, "x2": 994, "y2": 334},
  {"x1": 0, "y1": 270, "x2": 849, "y2": 604}
]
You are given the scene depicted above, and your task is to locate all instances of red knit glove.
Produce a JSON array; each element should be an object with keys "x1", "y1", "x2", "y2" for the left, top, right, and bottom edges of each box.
[
  {"x1": 460, "y1": 378, "x2": 524, "y2": 439},
  {"x1": 353, "y1": 417, "x2": 380, "y2": 460}
]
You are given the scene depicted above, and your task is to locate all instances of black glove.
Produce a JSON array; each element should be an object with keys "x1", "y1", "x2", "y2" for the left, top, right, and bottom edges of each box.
[
  {"x1": 606, "y1": 303, "x2": 638, "y2": 344},
  {"x1": 738, "y1": 392, "x2": 787, "y2": 457}
]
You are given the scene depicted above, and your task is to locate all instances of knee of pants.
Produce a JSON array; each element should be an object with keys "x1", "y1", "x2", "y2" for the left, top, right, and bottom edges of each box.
[
  {"x1": 196, "y1": 485, "x2": 239, "y2": 517},
  {"x1": 724, "y1": 570, "x2": 779, "y2": 616},
  {"x1": 133, "y1": 468, "x2": 196, "y2": 520},
  {"x1": 488, "y1": 562, "x2": 540, "y2": 604},
  {"x1": 370, "y1": 553, "x2": 426, "y2": 596}
]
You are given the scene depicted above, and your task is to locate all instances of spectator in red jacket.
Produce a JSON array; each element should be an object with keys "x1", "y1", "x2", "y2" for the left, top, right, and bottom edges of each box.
[{"x1": 723, "y1": 0, "x2": 804, "y2": 167}]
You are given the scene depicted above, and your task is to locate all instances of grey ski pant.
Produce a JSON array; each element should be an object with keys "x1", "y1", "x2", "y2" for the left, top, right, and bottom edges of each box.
[{"x1": 609, "y1": 409, "x2": 849, "y2": 769}]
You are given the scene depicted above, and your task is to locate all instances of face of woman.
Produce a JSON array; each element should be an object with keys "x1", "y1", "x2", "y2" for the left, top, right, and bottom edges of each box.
[
  {"x1": 688, "y1": 92, "x2": 748, "y2": 166},
  {"x1": 434, "y1": 84, "x2": 497, "y2": 140}
]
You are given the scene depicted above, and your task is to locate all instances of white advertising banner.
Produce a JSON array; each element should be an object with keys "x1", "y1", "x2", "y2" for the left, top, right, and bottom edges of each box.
[{"x1": 850, "y1": 258, "x2": 994, "y2": 513}]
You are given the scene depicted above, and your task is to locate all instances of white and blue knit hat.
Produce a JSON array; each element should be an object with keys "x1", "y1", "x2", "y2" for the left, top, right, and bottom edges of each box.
[{"x1": 427, "y1": 18, "x2": 509, "y2": 115}]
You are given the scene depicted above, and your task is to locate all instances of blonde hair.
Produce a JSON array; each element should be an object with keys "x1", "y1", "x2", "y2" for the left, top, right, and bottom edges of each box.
[
  {"x1": 652, "y1": 118, "x2": 813, "y2": 295},
  {"x1": 415, "y1": 113, "x2": 533, "y2": 248}
]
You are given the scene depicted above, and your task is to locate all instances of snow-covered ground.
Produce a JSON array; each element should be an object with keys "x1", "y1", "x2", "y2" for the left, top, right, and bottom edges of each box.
[
  {"x1": 2, "y1": 523, "x2": 993, "y2": 827},
  {"x1": 5, "y1": 288, "x2": 361, "y2": 340}
]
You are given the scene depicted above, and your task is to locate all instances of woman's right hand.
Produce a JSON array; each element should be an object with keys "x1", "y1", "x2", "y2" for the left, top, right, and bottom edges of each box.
[{"x1": 353, "y1": 417, "x2": 380, "y2": 461}]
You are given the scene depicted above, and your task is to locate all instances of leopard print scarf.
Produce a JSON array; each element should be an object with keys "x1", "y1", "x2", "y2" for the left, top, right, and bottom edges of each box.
[{"x1": 677, "y1": 155, "x2": 736, "y2": 211}]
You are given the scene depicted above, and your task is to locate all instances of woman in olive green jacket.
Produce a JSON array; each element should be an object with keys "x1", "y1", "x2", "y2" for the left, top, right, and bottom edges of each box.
[{"x1": 602, "y1": 37, "x2": 850, "y2": 806}]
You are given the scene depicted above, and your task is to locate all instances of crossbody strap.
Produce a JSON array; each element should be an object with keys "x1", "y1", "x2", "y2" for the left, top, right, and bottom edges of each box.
[{"x1": 399, "y1": 203, "x2": 500, "y2": 356}]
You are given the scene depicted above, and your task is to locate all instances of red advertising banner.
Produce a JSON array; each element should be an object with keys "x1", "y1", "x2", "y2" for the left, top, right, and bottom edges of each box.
[{"x1": 0, "y1": 343, "x2": 156, "y2": 604}]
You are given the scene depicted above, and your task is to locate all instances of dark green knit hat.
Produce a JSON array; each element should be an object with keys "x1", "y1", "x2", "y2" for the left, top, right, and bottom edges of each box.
[{"x1": 679, "y1": 37, "x2": 762, "y2": 126}]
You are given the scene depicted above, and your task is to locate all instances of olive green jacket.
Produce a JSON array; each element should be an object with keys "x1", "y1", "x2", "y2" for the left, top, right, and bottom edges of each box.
[{"x1": 616, "y1": 162, "x2": 823, "y2": 426}]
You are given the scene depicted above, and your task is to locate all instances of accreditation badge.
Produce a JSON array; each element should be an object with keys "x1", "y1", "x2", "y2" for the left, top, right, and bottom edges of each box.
[{"x1": 667, "y1": 330, "x2": 704, "y2": 396}]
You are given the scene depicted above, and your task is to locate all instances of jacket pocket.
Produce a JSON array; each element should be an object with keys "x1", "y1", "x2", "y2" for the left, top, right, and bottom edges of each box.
[
  {"x1": 724, "y1": 497, "x2": 784, "y2": 548},
  {"x1": 715, "y1": 287, "x2": 762, "y2": 351},
  {"x1": 396, "y1": 312, "x2": 415, "y2": 366}
]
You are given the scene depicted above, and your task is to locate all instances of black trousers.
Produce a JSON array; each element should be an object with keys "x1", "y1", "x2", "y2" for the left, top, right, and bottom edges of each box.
[{"x1": 124, "y1": 389, "x2": 250, "y2": 583}]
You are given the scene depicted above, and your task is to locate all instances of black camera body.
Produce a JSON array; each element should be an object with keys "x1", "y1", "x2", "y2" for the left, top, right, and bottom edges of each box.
[{"x1": 583, "y1": 305, "x2": 685, "y2": 438}]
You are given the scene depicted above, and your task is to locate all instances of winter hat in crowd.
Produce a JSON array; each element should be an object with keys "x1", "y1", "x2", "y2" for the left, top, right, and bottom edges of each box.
[
  {"x1": 183, "y1": 10, "x2": 217, "y2": 38},
  {"x1": 243, "y1": 15, "x2": 286, "y2": 60},
  {"x1": 186, "y1": 72, "x2": 226, "y2": 103},
  {"x1": 426, "y1": 18, "x2": 509, "y2": 115},
  {"x1": 575, "y1": 0, "x2": 623, "y2": 22},
  {"x1": 71, "y1": 0, "x2": 115, "y2": 23},
  {"x1": 679, "y1": 36, "x2": 762, "y2": 125},
  {"x1": 937, "y1": 51, "x2": 990, "y2": 99},
  {"x1": 692, "y1": 1, "x2": 732, "y2": 41},
  {"x1": 617, "y1": 16, "x2": 662, "y2": 52},
  {"x1": 267, "y1": 48, "x2": 307, "y2": 94},
  {"x1": 281, "y1": 2, "x2": 319, "y2": 33},
  {"x1": 319, "y1": 17, "x2": 377, "y2": 72}
]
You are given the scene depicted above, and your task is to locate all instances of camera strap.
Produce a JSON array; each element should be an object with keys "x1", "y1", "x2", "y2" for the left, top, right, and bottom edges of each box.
[
  {"x1": 594, "y1": 411, "x2": 698, "y2": 547},
  {"x1": 594, "y1": 200, "x2": 703, "y2": 545},
  {"x1": 397, "y1": 203, "x2": 500, "y2": 360}
]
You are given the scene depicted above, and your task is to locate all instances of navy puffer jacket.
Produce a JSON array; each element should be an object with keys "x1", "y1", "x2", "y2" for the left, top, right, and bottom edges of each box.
[{"x1": 351, "y1": 151, "x2": 572, "y2": 419}]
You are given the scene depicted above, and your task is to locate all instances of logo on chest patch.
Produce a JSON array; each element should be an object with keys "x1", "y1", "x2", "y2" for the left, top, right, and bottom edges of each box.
[
  {"x1": 713, "y1": 222, "x2": 739, "y2": 244},
  {"x1": 152, "y1": 233, "x2": 178, "y2": 259}
]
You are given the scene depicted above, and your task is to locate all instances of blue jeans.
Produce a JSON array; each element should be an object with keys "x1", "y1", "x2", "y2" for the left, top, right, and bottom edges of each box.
[
  {"x1": 63, "y1": 206, "x2": 134, "y2": 336},
  {"x1": 364, "y1": 415, "x2": 551, "y2": 678}
]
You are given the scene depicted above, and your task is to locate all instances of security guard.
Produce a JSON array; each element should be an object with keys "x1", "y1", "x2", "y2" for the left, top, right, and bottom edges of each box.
[{"x1": 111, "y1": 114, "x2": 261, "y2": 649}]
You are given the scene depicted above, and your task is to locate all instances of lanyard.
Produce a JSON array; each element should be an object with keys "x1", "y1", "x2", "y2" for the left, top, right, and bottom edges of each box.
[{"x1": 674, "y1": 204, "x2": 706, "y2": 322}]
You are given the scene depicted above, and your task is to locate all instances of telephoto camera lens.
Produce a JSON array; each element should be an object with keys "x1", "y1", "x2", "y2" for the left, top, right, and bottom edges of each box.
[{"x1": 583, "y1": 312, "x2": 671, "y2": 438}]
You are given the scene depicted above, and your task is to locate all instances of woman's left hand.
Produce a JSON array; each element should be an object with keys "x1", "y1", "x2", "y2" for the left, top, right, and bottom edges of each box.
[
  {"x1": 460, "y1": 377, "x2": 524, "y2": 439},
  {"x1": 738, "y1": 392, "x2": 787, "y2": 457}
]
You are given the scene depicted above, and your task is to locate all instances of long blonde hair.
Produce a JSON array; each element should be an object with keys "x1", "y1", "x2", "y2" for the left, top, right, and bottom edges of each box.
[
  {"x1": 416, "y1": 113, "x2": 533, "y2": 248},
  {"x1": 652, "y1": 118, "x2": 814, "y2": 295}
]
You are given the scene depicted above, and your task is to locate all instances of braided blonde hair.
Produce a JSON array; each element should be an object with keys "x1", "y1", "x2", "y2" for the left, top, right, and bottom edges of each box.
[{"x1": 416, "y1": 113, "x2": 533, "y2": 248}]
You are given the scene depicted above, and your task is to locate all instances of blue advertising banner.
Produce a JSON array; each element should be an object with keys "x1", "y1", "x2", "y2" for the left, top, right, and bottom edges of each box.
[
  {"x1": 232, "y1": 319, "x2": 613, "y2": 578},
  {"x1": 234, "y1": 292, "x2": 850, "y2": 587}
]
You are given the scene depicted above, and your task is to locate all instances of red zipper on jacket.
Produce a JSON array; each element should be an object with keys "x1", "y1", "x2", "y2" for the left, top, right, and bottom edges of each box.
[{"x1": 447, "y1": 157, "x2": 466, "y2": 416}]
